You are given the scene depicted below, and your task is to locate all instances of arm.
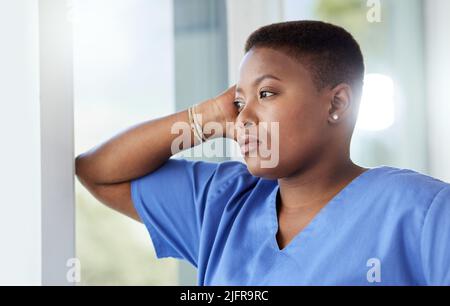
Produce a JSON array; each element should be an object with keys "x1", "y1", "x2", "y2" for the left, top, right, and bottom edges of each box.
[{"x1": 75, "y1": 85, "x2": 237, "y2": 221}]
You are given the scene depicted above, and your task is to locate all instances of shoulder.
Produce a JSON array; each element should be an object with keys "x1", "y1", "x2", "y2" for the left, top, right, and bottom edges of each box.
[
  {"x1": 176, "y1": 158, "x2": 254, "y2": 180},
  {"x1": 377, "y1": 166, "x2": 449, "y2": 193},
  {"x1": 373, "y1": 166, "x2": 450, "y2": 210},
  {"x1": 162, "y1": 158, "x2": 260, "y2": 194},
  {"x1": 206, "y1": 160, "x2": 261, "y2": 198},
  {"x1": 151, "y1": 158, "x2": 250, "y2": 178}
]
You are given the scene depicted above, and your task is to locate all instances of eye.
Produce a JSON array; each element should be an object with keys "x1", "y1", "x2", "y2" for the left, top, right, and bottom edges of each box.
[
  {"x1": 259, "y1": 91, "x2": 275, "y2": 99},
  {"x1": 234, "y1": 100, "x2": 245, "y2": 112}
]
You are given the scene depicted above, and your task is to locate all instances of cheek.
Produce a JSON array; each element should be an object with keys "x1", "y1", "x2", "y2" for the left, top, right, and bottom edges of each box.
[
  {"x1": 276, "y1": 104, "x2": 314, "y2": 142},
  {"x1": 244, "y1": 94, "x2": 328, "y2": 178},
  {"x1": 275, "y1": 101, "x2": 328, "y2": 163}
]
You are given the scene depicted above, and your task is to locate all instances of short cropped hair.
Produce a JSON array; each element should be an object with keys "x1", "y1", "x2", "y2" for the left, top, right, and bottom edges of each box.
[{"x1": 245, "y1": 20, "x2": 365, "y2": 93}]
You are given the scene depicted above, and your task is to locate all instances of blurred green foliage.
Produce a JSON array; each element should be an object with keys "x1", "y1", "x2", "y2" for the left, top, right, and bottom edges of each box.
[{"x1": 314, "y1": 0, "x2": 391, "y2": 72}]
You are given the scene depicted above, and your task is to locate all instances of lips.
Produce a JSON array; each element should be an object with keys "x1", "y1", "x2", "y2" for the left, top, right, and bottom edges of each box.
[{"x1": 238, "y1": 135, "x2": 261, "y2": 155}]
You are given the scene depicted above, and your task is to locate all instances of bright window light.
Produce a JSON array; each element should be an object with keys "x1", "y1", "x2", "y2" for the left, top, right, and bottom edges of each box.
[
  {"x1": 356, "y1": 73, "x2": 395, "y2": 131},
  {"x1": 72, "y1": 0, "x2": 133, "y2": 66}
]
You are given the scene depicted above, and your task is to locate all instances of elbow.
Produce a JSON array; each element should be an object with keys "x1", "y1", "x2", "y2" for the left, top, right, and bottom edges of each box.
[
  {"x1": 74, "y1": 154, "x2": 82, "y2": 177},
  {"x1": 75, "y1": 153, "x2": 112, "y2": 186},
  {"x1": 75, "y1": 154, "x2": 85, "y2": 177},
  {"x1": 75, "y1": 155, "x2": 102, "y2": 199},
  {"x1": 75, "y1": 153, "x2": 94, "y2": 185}
]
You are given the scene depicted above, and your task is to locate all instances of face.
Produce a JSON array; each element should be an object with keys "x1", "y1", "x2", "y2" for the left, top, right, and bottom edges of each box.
[{"x1": 234, "y1": 47, "x2": 343, "y2": 179}]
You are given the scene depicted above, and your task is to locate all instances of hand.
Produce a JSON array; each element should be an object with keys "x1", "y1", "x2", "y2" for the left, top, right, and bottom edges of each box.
[
  {"x1": 197, "y1": 85, "x2": 238, "y2": 139},
  {"x1": 212, "y1": 85, "x2": 239, "y2": 139}
]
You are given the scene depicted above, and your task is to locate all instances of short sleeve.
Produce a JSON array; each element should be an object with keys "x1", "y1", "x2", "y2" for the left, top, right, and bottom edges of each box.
[
  {"x1": 421, "y1": 186, "x2": 450, "y2": 285},
  {"x1": 130, "y1": 158, "x2": 249, "y2": 267}
]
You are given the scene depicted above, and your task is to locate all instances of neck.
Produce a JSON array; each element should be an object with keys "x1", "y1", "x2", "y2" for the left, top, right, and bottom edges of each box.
[{"x1": 277, "y1": 157, "x2": 367, "y2": 213}]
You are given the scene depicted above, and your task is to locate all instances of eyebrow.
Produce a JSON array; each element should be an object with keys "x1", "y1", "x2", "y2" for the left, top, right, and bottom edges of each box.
[{"x1": 236, "y1": 74, "x2": 282, "y2": 94}]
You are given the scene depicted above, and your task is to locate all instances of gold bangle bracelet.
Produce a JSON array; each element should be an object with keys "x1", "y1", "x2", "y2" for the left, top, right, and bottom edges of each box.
[
  {"x1": 188, "y1": 106, "x2": 204, "y2": 144},
  {"x1": 192, "y1": 104, "x2": 207, "y2": 142}
]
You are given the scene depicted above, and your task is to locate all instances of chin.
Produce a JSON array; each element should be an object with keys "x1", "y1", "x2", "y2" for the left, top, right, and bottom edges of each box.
[{"x1": 243, "y1": 155, "x2": 281, "y2": 180}]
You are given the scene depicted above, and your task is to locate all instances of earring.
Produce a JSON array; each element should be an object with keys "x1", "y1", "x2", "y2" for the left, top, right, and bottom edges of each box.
[{"x1": 331, "y1": 113, "x2": 339, "y2": 121}]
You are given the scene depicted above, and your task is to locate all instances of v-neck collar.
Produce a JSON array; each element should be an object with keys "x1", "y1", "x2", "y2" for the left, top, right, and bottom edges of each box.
[{"x1": 267, "y1": 166, "x2": 388, "y2": 254}]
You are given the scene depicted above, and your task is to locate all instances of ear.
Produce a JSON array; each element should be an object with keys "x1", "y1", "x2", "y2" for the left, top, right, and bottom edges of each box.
[{"x1": 327, "y1": 83, "x2": 353, "y2": 124}]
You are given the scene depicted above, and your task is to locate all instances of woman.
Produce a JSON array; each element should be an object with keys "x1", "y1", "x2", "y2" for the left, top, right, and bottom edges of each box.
[{"x1": 76, "y1": 21, "x2": 450, "y2": 285}]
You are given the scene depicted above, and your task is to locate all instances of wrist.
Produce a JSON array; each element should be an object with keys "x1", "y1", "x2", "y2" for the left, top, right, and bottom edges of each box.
[{"x1": 195, "y1": 99, "x2": 227, "y2": 139}]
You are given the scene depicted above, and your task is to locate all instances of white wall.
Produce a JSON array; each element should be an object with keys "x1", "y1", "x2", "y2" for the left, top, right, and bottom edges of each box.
[
  {"x1": 39, "y1": 0, "x2": 75, "y2": 285},
  {"x1": 0, "y1": 0, "x2": 41, "y2": 285},
  {"x1": 0, "y1": 0, "x2": 74, "y2": 285},
  {"x1": 425, "y1": 0, "x2": 450, "y2": 182}
]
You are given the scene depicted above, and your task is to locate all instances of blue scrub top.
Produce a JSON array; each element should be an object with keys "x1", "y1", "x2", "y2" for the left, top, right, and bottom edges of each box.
[{"x1": 130, "y1": 159, "x2": 450, "y2": 285}]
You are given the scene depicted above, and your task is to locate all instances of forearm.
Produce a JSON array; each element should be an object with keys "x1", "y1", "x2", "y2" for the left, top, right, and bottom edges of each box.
[{"x1": 75, "y1": 99, "x2": 223, "y2": 185}]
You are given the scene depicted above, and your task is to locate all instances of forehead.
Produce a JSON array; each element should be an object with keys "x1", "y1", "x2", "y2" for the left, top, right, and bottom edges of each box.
[{"x1": 238, "y1": 47, "x2": 310, "y2": 84}]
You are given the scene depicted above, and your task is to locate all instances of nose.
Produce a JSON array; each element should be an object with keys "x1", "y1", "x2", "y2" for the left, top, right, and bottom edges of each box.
[
  {"x1": 236, "y1": 108, "x2": 259, "y2": 145},
  {"x1": 236, "y1": 101, "x2": 258, "y2": 131}
]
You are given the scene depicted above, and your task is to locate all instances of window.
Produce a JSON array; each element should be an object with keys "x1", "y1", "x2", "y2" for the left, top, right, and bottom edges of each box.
[
  {"x1": 284, "y1": 0, "x2": 428, "y2": 173},
  {"x1": 74, "y1": 0, "x2": 228, "y2": 285}
]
